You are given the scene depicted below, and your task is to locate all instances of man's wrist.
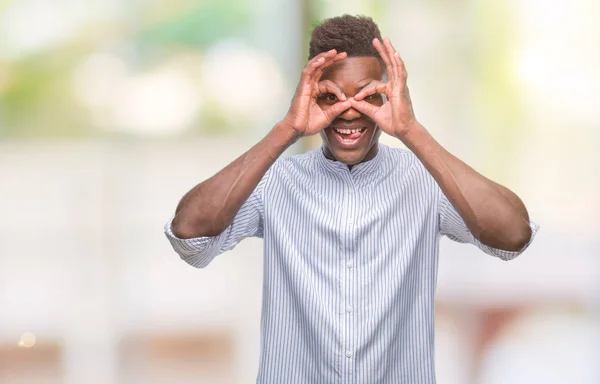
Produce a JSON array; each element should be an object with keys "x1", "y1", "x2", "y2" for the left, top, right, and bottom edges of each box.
[
  {"x1": 271, "y1": 121, "x2": 303, "y2": 146},
  {"x1": 394, "y1": 122, "x2": 438, "y2": 155},
  {"x1": 395, "y1": 121, "x2": 426, "y2": 144}
]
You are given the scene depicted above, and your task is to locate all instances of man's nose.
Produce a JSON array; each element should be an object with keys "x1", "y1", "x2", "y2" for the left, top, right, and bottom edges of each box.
[{"x1": 338, "y1": 106, "x2": 361, "y2": 120}]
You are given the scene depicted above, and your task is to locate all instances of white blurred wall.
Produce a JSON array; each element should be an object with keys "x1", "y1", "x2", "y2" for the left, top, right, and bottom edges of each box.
[{"x1": 1, "y1": 139, "x2": 598, "y2": 383}]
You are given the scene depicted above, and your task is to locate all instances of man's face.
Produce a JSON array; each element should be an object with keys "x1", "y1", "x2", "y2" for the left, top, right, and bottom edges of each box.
[{"x1": 318, "y1": 56, "x2": 384, "y2": 166}]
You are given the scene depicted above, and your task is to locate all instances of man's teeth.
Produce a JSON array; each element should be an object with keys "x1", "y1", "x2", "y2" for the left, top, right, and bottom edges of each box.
[{"x1": 334, "y1": 128, "x2": 363, "y2": 134}]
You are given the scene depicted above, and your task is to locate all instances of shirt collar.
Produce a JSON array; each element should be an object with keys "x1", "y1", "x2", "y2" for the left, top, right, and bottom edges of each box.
[{"x1": 314, "y1": 143, "x2": 387, "y2": 179}]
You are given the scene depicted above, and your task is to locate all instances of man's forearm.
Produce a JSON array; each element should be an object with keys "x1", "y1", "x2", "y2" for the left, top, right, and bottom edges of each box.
[
  {"x1": 172, "y1": 122, "x2": 300, "y2": 239},
  {"x1": 398, "y1": 123, "x2": 532, "y2": 251}
]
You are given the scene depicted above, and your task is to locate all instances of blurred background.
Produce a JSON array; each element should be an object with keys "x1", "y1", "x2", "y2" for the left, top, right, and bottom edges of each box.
[{"x1": 1, "y1": 0, "x2": 599, "y2": 383}]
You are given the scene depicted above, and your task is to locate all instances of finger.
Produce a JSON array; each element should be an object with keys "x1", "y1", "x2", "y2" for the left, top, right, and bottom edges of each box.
[
  {"x1": 310, "y1": 49, "x2": 339, "y2": 71},
  {"x1": 317, "y1": 80, "x2": 346, "y2": 101},
  {"x1": 317, "y1": 52, "x2": 347, "y2": 74},
  {"x1": 373, "y1": 38, "x2": 394, "y2": 81},
  {"x1": 383, "y1": 38, "x2": 399, "y2": 81},
  {"x1": 312, "y1": 52, "x2": 347, "y2": 82},
  {"x1": 312, "y1": 48, "x2": 339, "y2": 63},
  {"x1": 323, "y1": 100, "x2": 352, "y2": 122},
  {"x1": 394, "y1": 52, "x2": 407, "y2": 83},
  {"x1": 299, "y1": 49, "x2": 338, "y2": 85},
  {"x1": 299, "y1": 57, "x2": 326, "y2": 90},
  {"x1": 349, "y1": 98, "x2": 379, "y2": 119},
  {"x1": 312, "y1": 56, "x2": 340, "y2": 83},
  {"x1": 353, "y1": 81, "x2": 388, "y2": 100},
  {"x1": 388, "y1": 40, "x2": 407, "y2": 82}
]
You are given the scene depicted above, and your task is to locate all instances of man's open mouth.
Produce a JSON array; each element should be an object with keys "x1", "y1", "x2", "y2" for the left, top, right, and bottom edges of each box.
[{"x1": 331, "y1": 126, "x2": 367, "y2": 147}]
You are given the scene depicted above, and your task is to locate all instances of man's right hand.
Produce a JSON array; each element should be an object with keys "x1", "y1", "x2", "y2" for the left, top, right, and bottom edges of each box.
[
  {"x1": 172, "y1": 53, "x2": 350, "y2": 240},
  {"x1": 282, "y1": 49, "x2": 351, "y2": 137}
]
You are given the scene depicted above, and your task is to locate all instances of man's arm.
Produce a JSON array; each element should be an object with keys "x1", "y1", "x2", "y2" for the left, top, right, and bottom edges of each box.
[
  {"x1": 399, "y1": 124, "x2": 531, "y2": 251},
  {"x1": 350, "y1": 38, "x2": 532, "y2": 252},
  {"x1": 172, "y1": 124, "x2": 299, "y2": 239},
  {"x1": 172, "y1": 49, "x2": 351, "y2": 239}
]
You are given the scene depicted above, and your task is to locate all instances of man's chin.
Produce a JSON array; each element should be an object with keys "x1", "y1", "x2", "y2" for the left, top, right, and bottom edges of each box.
[{"x1": 330, "y1": 148, "x2": 368, "y2": 166}]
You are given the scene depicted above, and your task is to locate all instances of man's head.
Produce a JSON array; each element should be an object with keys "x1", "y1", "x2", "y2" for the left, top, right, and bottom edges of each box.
[{"x1": 309, "y1": 15, "x2": 385, "y2": 166}]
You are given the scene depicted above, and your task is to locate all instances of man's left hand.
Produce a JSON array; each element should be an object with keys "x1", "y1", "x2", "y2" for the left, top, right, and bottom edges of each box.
[{"x1": 350, "y1": 38, "x2": 419, "y2": 139}]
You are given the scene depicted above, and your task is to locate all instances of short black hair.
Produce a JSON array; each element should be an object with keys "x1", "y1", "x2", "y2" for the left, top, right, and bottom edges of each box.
[{"x1": 308, "y1": 15, "x2": 383, "y2": 60}]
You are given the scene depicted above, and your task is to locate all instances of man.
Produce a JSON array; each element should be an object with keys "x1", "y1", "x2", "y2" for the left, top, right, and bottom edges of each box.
[{"x1": 165, "y1": 15, "x2": 538, "y2": 384}]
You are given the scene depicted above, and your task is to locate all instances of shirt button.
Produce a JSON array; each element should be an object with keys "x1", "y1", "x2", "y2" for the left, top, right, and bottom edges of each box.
[
  {"x1": 346, "y1": 306, "x2": 353, "y2": 313},
  {"x1": 346, "y1": 350, "x2": 352, "y2": 358},
  {"x1": 346, "y1": 261, "x2": 353, "y2": 268}
]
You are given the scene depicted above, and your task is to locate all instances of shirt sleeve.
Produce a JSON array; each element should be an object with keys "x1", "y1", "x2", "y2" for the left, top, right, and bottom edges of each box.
[
  {"x1": 438, "y1": 187, "x2": 539, "y2": 261},
  {"x1": 164, "y1": 167, "x2": 272, "y2": 268}
]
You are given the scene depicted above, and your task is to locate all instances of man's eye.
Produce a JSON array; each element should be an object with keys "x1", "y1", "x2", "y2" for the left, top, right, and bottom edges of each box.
[
  {"x1": 364, "y1": 94, "x2": 381, "y2": 103},
  {"x1": 319, "y1": 93, "x2": 338, "y2": 103}
]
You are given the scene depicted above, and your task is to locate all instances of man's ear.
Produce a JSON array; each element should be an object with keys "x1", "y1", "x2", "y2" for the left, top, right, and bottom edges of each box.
[
  {"x1": 380, "y1": 69, "x2": 388, "y2": 104},
  {"x1": 381, "y1": 71, "x2": 389, "y2": 83}
]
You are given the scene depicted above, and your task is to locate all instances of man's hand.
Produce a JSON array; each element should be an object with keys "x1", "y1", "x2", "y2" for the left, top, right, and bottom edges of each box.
[
  {"x1": 350, "y1": 38, "x2": 418, "y2": 139},
  {"x1": 282, "y1": 49, "x2": 351, "y2": 137},
  {"x1": 348, "y1": 39, "x2": 533, "y2": 252}
]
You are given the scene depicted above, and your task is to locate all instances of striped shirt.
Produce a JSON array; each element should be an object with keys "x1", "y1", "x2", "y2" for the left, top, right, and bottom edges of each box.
[{"x1": 164, "y1": 144, "x2": 538, "y2": 384}]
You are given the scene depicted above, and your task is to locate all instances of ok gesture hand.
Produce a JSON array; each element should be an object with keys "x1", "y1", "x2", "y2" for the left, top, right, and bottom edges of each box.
[
  {"x1": 350, "y1": 38, "x2": 418, "y2": 139},
  {"x1": 282, "y1": 49, "x2": 351, "y2": 137}
]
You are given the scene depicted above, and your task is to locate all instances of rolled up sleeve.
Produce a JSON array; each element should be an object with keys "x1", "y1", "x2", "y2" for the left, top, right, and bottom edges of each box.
[
  {"x1": 438, "y1": 189, "x2": 539, "y2": 261},
  {"x1": 164, "y1": 167, "x2": 272, "y2": 268},
  {"x1": 164, "y1": 216, "x2": 226, "y2": 268}
]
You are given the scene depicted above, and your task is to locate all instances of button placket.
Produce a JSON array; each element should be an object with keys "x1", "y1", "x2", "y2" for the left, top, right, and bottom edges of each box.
[
  {"x1": 344, "y1": 183, "x2": 358, "y2": 379},
  {"x1": 338, "y1": 182, "x2": 352, "y2": 380}
]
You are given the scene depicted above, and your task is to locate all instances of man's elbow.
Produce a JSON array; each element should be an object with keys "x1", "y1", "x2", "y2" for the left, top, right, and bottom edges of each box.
[
  {"x1": 171, "y1": 215, "x2": 196, "y2": 239},
  {"x1": 477, "y1": 220, "x2": 532, "y2": 254},
  {"x1": 513, "y1": 223, "x2": 532, "y2": 250},
  {"x1": 502, "y1": 221, "x2": 532, "y2": 253},
  {"x1": 171, "y1": 214, "x2": 224, "y2": 239}
]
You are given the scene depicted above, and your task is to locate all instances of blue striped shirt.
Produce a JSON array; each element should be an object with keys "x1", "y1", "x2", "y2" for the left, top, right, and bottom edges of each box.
[{"x1": 164, "y1": 144, "x2": 538, "y2": 383}]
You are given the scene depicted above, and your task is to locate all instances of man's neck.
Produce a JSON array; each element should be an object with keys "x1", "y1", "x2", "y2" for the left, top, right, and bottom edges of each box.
[{"x1": 321, "y1": 143, "x2": 379, "y2": 170}]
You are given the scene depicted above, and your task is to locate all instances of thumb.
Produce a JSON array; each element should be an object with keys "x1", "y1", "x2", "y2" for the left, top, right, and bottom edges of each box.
[
  {"x1": 323, "y1": 100, "x2": 352, "y2": 122},
  {"x1": 349, "y1": 98, "x2": 378, "y2": 119}
]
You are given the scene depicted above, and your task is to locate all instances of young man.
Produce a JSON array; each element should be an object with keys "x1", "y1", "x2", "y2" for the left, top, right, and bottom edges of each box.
[{"x1": 165, "y1": 15, "x2": 538, "y2": 384}]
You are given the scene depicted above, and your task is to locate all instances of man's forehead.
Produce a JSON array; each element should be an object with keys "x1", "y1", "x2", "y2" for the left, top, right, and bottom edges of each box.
[{"x1": 321, "y1": 56, "x2": 384, "y2": 84}]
